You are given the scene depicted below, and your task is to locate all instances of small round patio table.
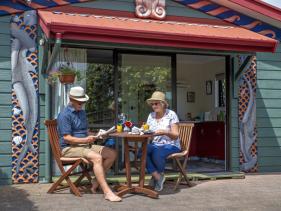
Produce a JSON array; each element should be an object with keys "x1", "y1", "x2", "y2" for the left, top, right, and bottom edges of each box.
[{"x1": 109, "y1": 132, "x2": 159, "y2": 199}]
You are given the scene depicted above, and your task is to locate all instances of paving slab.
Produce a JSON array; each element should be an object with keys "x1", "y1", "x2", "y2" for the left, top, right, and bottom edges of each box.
[{"x1": 0, "y1": 174, "x2": 281, "y2": 211}]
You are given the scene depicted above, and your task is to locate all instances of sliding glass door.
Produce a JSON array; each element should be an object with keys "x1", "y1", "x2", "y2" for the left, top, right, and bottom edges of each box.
[{"x1": 117, "y1": 53, "x2": 172, "y2": 125}]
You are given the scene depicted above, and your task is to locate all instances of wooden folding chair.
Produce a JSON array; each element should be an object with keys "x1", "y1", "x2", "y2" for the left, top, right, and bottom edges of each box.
[
  {"x1": 167, "y1": 122, "x2": 194, "y2": 190},
  {"x1": 45, "y1": 119, "x2": 93, "y2": 197}
]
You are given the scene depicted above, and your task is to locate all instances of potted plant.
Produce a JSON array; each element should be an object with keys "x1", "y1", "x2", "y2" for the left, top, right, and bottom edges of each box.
[{"x1": 48, "y1": 65, "x2": 81, "y2": 85}]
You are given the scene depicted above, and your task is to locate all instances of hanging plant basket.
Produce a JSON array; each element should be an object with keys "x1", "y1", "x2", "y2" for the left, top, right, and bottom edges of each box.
[
  {"x1": 47, "y1": 65, "x2": 82, "y2": 86},
  {"x1": 59, "y1": 73, "x2": 76, "y2": 84}
]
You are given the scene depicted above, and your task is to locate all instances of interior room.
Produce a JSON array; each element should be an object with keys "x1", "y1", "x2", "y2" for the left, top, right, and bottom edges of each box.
[{"x1": 176, "y1": 54, "x2": 227, "y2": 172}]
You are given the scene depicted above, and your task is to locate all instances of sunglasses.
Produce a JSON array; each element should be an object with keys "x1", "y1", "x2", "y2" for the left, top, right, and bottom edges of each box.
[
  {"x1": 73, "y1": 100, "x2": 85, "y2": 105},
  {"x1": 151, "y1": 102, "x2": 160, "y2": 106}
]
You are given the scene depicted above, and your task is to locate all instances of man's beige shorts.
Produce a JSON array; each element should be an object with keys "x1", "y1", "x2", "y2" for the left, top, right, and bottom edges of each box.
[{"x1": 61, "y1": 144, "x2": 104, "y2": 158}]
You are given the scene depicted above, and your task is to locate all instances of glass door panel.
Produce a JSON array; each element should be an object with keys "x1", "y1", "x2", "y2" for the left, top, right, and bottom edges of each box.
[
  {"x1": 85, "y1": 49, "x2": 115, "y2": 131},
  {"x1": 118, "y1": 54, "x2": 172, "y2": 125}
]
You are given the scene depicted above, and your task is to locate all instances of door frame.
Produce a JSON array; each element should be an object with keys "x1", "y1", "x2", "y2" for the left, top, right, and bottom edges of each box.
[
  {"x1": 114, "y1": 49, "x2": 231, "y2": 171},
  {"x1": 47, "y1": 44, "x2": 233, "y2": 173},
  {"x1": 174, "y1": 53, "x2": 231, "y2": 171}
]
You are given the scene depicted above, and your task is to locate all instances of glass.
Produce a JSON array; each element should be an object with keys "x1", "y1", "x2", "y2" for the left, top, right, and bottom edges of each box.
[
  {"x1": 51, "y1": 47, "x2": 88, "y2": 118},
  {"x1": 51, "y1": 48, "x2": 115, "y2": 132},
  {"x1": 142, "y1": 123, "x2": 149, "y2": 131},
  {"x1": 51, "y1": 47, "x2": 89, "y2": 176},
  {"x1": 85, "y1": 49, "x2": 115, "y2": 131},
  {"x1": 118, "y1": 54, "x2": 172, "y2": 125},
  {"x1": 116, "y1": 124, "x2": 123, "y2": 133}
]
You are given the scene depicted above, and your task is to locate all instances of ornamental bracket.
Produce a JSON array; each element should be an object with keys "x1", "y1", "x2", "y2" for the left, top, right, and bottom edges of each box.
[{"x1": 135, "y1": 0, "x2": 166, "y2": 20}]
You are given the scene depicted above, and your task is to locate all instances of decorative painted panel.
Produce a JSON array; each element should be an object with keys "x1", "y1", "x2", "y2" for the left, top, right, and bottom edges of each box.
[
  {"x1": 11, "y1": 10, "x2": 39, "y2": 183},
  {"x1": 174, "y1": 0, "x2": 281, "y2": 40},
  {"x1": 135, "y1": 0, "x2": 166, "y2": 20},
  {"x1": 0, "y1": 0, "x2": 90, "y2": 16},
  {"x1": 238, "y1": 56, "x2": 257, "y2": 172}
]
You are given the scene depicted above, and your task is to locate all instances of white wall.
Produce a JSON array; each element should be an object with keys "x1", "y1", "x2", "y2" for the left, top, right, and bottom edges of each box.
[{"x1": 177, "y1": 55, "x2": 225, "y2": 120}]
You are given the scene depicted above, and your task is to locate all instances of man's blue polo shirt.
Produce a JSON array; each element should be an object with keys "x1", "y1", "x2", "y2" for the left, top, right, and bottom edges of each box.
[{"x1": 57, "y1": 104, "x2": 88, "y2": 149}]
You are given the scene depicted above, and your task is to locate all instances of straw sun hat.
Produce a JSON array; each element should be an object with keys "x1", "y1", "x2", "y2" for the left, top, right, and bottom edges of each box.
[
  {"x1": 69, "y1": 86, "x2": 89, "y2": 102},
  {"x1": 146, "y1": 91, "x2": 168, "y2": 107}
]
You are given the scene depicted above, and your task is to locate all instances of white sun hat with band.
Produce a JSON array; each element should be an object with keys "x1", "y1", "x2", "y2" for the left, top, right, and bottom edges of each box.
[
  {"x1": 69, "y1": 86, "x2": 89, "y2": 102},
  {"x1": 146, "y1": 91, "x2": 169, "y2": 107}
]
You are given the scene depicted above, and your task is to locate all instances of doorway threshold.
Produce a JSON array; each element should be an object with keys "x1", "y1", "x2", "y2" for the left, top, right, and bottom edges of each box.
[
  {"x1": 50, "y1": 171, "x2": 244, "y2": 186},
  {"x1": 105, "y1": 171, "x2": 245, "y2": 184},
  {"x1": 185, "y1": 171, "x2": 245, "y2": 181}
]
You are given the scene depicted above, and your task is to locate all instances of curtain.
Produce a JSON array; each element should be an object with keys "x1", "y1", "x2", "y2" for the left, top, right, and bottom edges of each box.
[
  {"x1": 51, "y1": 47, "x2": 87, "y2": 119},
  {"x1": 51, "y1": 47, "x2": 87, "y2": 176}
]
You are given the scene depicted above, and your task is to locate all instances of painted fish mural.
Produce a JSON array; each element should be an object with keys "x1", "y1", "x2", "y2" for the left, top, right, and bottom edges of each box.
[
  {"x1": 11, "y1": 10, "x2": 39, "y2": 183},
  {"x1": 238, "y1": 56, "x2": 258, "y2": 172}
]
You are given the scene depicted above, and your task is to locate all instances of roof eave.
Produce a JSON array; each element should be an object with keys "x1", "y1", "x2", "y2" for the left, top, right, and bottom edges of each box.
[
  {"x1": 228, "y1": 0, "x2": 281, "y2": 22},
  {"x1": 40, "y1": 21, "x2": 278, "y2": 53}
]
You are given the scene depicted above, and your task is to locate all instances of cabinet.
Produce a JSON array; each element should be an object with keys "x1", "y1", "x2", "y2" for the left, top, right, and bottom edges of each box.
[{"x1": 189, "y1": 121, "x2": 225, "y2": 160}]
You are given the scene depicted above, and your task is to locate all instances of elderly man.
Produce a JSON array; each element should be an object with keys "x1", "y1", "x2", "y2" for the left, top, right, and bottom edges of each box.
[{"x1": 57, "y1": 86, "x2": 121, "y2": 202}]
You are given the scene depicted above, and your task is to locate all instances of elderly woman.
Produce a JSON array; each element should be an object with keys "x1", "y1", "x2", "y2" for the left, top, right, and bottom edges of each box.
[{"x1": 144, "y1": 91, "x2": 181, "y2": 191}]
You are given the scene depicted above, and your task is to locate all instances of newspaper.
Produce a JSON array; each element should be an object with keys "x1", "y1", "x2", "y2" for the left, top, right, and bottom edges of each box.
[{"x1": 96, "y1": 126, "x2": 116, "y2": 138}]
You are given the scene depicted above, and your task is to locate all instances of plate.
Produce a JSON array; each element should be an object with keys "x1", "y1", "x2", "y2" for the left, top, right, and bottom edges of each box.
[{"x1": 143, "y1": 130, "x2": 154, "y2": 134}]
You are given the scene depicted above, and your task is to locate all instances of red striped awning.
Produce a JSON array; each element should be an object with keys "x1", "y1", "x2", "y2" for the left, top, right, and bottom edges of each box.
[{"x1": 38, "y1": 9, "x2": 278, "y2": 52}]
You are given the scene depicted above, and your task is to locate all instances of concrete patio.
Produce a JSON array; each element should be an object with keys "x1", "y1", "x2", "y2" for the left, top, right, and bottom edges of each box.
[{"x1": 0, "y1": 173, "x2": 281, "y2": 211}]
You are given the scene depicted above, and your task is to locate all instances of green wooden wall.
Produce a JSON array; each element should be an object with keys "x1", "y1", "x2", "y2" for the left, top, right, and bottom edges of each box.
[
  {"x1": 38, "y1": 45, "x2": 47, "y2": 181},
  {"x1": 0, "y1": 15, "x2": 12, "y2": 185},
  {"x1": 256, "y1": 44, "x2": 281, "y2": 172},
  {"x1": 230, "y1": 65, "x2": 240, "y2": 172},
  {"x1": 75, "y1": 0, "x2": 216, "y2": 19}
]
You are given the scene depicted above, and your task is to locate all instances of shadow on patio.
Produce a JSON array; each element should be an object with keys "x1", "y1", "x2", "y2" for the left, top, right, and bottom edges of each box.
[{"x1": 0, "y1": 168, "x2": 38, "y2": 211}]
